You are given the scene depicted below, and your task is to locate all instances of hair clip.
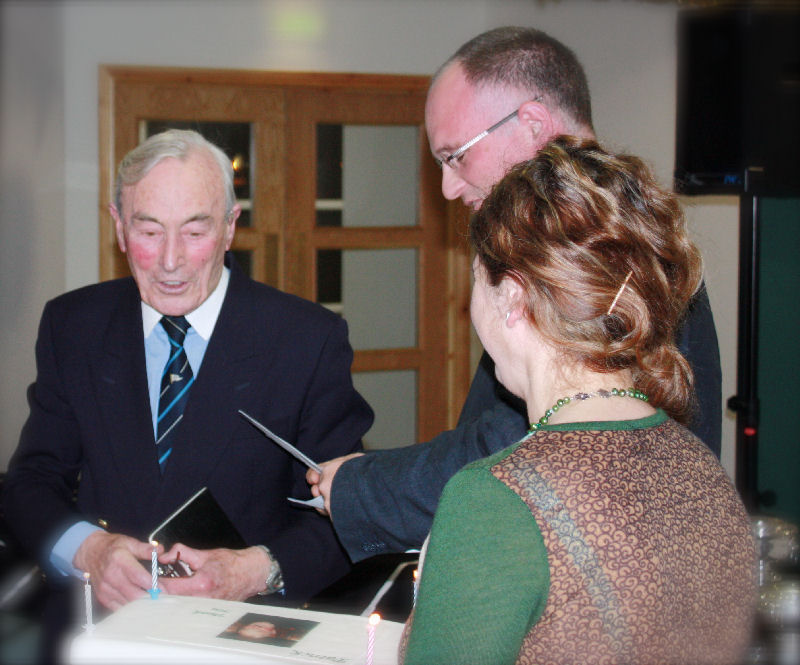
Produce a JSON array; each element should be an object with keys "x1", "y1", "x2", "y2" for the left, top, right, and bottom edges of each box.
[{"x1": 606, "y1": 270, "x2": 633, "y2": 316}]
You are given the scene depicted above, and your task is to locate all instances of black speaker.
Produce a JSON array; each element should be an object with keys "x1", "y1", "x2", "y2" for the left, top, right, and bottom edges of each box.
[{"x1": 675, "y1": 5, "x2": 800, "y2": 195}]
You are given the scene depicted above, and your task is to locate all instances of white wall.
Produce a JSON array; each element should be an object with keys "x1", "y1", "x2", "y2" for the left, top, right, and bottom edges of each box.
[
  {"x1": 1, "y1": 1, "x2": 66, "y2": 468},
  {"x1": 0, "y1": 0, "x2": 740, "y2": 475}
]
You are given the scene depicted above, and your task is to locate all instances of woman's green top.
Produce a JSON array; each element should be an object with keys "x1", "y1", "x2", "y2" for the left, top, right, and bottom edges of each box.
[{"x1": 403, "y1": 411, "x2": 756, "y2": 665}]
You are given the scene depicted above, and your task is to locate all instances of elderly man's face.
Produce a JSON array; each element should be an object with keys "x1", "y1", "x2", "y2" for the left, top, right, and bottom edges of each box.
[
  {"x1": 112, "y1": 151, "x2": 238, "y2": 316},
  {"x1": 425, "y1": 63, "x2": 540, "y2": 211}
]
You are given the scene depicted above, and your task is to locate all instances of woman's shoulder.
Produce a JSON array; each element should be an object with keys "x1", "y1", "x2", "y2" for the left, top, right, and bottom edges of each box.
[{"x1": 459, "y1": 434, "x2": 530, "y2": 475}]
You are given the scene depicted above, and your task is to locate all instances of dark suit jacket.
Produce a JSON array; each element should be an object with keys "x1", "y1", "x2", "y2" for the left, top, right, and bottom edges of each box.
[
  {"x1": 3, "y1": 257, "x2": 373, "y2": 606},
  {"x1": 330, "y1": 284, "x2": 722, "y2": 562}
]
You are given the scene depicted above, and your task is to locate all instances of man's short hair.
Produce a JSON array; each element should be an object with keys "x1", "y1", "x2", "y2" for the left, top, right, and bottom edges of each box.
[
  {"x1": 442, "y1": 26, "x2": 593, "y2": 133},
  {"x1": 114, "y1": 129, "x2": 236, "y2": 216}
]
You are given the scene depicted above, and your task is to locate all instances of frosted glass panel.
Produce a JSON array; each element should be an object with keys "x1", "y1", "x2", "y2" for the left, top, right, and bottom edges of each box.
[
  {"x1": 354, "y1": 370, "x2": 417, "y2": 450},
  {"x1": 342, "y1": 248, "x2": 417, "y2": 350},
  {"x1": 342, "y1": 126, "x2": 418, "y2": 227}
]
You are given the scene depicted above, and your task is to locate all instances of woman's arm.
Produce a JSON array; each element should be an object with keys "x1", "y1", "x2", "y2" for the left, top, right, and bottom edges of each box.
[{"x1": 403, "y1": 463, "x2": 549, "y2": 665}]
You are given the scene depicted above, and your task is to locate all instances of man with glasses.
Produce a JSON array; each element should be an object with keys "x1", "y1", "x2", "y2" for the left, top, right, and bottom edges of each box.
[{"x1": 308, "y1": 26, "x2": 721, "y2": 562}]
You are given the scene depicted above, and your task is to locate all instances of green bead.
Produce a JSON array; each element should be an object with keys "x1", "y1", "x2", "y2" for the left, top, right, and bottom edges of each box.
[{"x1": 528, "y1": 386, "x2": 650, "y2": 436}]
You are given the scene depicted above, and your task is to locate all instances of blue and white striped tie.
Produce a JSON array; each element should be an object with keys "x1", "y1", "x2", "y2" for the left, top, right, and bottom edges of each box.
[{"x1": 156, "y1": 316, "x2": 194, "y2": 473}]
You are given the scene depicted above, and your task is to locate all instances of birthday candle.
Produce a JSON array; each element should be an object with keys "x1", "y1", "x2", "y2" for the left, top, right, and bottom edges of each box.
[
  {"x1": 366, "y1": 613, "x2": 380, "y2": 665},
  {"x1": 413, "y1": 568, "x2": 419, "y2": 607},
  {"x1": 150, "y1": 541, "x2": 158, "y2": 591},
  {"x1": 83, "y1": 572, "x2": 93, "y2": 630}
]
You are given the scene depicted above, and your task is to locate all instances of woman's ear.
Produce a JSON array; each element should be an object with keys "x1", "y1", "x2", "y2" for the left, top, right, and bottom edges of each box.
[{"x1": 500, "y1": 276, "x2": 525, "y2": 327}]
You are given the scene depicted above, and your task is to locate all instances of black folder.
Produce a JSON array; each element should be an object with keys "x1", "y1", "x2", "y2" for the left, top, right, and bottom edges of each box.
[{"x1": 148, "y1": 487, "x2": 246, "y2": 551}]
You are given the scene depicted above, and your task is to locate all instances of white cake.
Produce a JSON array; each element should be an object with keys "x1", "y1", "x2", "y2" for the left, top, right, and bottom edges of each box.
[{"x1": 68, "y1": 595, "x2": 404, "y2": 664}]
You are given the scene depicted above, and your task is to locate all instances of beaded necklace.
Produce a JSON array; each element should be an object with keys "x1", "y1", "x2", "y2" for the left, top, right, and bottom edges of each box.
[{"x1": 527, "y1": 387, "x2": 649, "y2": 434}]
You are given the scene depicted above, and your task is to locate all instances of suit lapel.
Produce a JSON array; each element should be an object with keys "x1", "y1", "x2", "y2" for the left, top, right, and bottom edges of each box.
[{"x1": 91, "y1": 281, "x2": 162, "y2": 511}]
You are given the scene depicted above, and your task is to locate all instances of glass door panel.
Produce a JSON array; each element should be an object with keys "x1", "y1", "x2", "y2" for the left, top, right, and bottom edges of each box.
[
  {"x1": 313, "y1": 121, "x2": 422, "y2": 448},
  {"x1": 341, "y1": 125, "x2": 418, "y2": 228},
  {"x1": 354, "y1": 370, "x2": 417, "y2": 451},
  {"x1": 316, "y1": 124, "x2": 419, "y2": 228},
  {"x1": 336, "y1": 248, "x2": 417, "y2": 350}
]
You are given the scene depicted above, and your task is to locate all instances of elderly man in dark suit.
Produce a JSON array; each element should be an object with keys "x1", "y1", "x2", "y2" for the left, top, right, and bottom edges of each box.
[{"x1": 3, "y1": 129, "x2": 372, "y2": 659}]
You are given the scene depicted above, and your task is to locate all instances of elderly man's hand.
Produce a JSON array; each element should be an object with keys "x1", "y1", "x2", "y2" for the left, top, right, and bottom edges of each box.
[
  {"x1": 306, "y1": 452, "x2": 364, "y2": 516},
  {"x1": 158, "y1": 544, "x2": 270, "y2": 600},
  {"x1": 73, "y1": 531, "x2": 158, "y2": 611}
]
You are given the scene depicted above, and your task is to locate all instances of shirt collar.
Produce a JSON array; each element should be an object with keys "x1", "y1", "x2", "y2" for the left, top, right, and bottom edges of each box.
[{"x1": 141, "y1": 267, "x2": 230, "y2": 340}]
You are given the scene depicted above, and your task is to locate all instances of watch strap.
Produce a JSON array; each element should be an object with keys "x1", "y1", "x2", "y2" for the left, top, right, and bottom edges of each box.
[{"x1": 256, "y1": 545, "x2": 284, "y2": 595}]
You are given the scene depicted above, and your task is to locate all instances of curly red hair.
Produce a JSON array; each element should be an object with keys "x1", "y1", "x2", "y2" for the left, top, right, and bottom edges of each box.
[{"x1": 470, "y1": 136, "x2": 703, "y2": 422}]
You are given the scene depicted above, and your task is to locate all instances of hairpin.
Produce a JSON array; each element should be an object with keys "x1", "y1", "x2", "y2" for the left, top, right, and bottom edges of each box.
[{"x1": 606, "y1": 270, "x2": 633, "y2": 316}]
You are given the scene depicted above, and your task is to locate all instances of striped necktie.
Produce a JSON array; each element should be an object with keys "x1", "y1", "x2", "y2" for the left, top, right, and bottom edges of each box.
[{"x1": 156, "y1": 316, "x2": 194, "y2": 473}]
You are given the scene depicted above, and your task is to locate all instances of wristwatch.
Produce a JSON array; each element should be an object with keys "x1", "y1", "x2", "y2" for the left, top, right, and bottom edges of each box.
[{"x1": 257, "y1": 546, "x2": 284, "y2": 595}]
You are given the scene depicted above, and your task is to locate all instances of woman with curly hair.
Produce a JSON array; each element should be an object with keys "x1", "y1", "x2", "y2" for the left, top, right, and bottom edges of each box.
[{"x1": 401, "y1": 136, "x2": 756, "y2": 665}]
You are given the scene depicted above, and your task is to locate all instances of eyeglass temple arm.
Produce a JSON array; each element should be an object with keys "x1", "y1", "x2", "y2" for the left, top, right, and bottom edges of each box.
[{"x1": 446, "y1": 109, "x2": 520, "y2": 163}]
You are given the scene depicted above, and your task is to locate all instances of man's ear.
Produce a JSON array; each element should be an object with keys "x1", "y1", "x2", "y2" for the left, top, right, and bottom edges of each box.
[
  {"x1": 224, "y1": 204, "x2": 241, "y2": 250},
  {"x1": 109, "y1": 203, "x2": 127, "y2": 253},
  {"x1": 517, "y1": 98, "x2": 556, "y2": 148}
]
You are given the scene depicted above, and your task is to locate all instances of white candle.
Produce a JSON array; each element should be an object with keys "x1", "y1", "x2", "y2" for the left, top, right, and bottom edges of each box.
[
  {"x1": 83, "y1": 572, "x2": 93, "y2": 631},
  {"x1": 412, "y1": 568, "x2": 419, "y2": 607},
  {"x1": 150, "y1": 540, "x2": 158, "y2": 591},
  {"x1": 366, "y1": 613, "x2": 380, "y2": 665}
]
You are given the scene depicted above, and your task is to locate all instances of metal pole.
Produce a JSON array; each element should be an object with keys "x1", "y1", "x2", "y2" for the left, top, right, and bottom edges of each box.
[{"x1": 728, "y1": 190, "x2": 760, "y2": 512}]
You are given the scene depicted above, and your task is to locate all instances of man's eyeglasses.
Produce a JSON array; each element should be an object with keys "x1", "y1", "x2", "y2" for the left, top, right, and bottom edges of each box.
[
  {"x1": 436, "y1": 109, "x2": 518, "y2": 170},
  {"x1": 436, "y1": 98, "x2": 542, "y2": 170}
]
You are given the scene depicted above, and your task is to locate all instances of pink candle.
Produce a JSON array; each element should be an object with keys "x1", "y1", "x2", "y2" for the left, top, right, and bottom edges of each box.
[
  {"x1": 366, "y1": 612, "x2": 380, "y2": 665},
  {"x1": 83, "y1": 572, "x2": 93, "y2": 631}
]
